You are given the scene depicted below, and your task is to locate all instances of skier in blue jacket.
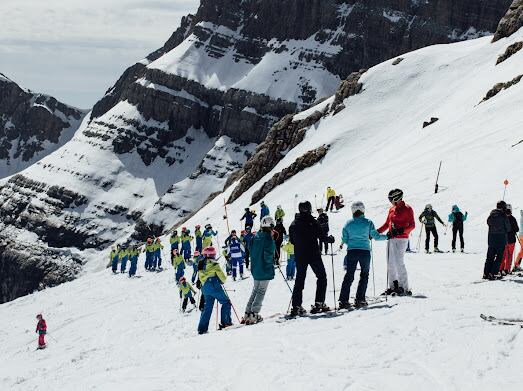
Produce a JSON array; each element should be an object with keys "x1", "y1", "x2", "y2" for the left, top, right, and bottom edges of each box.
[
  {"x1": 338, "y1": 201, "x2": 387, "y2": 309},
  {"x1": 260, "y1": 201, "x2": 270, "y2": 221},
  {"x1": 241, "y1": 208, "x2": 257, "y2": 229},
  {"x1": 227, "y1": 233, "x2": 245, "y2": 280}
]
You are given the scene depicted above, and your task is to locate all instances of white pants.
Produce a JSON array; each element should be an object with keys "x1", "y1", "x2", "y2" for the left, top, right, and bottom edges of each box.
[{"x1": 387, "y1": 238, "x2": 410, "y2": 290}]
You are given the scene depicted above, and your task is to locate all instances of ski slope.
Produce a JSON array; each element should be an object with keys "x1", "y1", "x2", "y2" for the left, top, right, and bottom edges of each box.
[{"x1": 1, "y1": 29, "x2": 523, "y2": 390}]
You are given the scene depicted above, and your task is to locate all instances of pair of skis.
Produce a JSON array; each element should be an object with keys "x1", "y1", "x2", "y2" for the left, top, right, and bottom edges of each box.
[{"x1": 480, "y1": 314, "x2": 523, "y2": 328}]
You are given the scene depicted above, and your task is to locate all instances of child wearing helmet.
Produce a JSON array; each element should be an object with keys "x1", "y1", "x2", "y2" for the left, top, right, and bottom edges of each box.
[
  {"x1": 170, "y1": 231, "x2": 181, "y2": 253},
  {"x1": 172, "y1": 249, "x2": 185, "y2": 283},
  {"x1": 144, "y1": 238, "x2": 156, "y2": 271},
  {"x1": 242, "y1": 215, "x2": 276, "y2": 325},
  {"x1": 202, "y1": 225, "x2": 218, "y2": 249},
  {"x1": 35, "y1": 314, "x2": 47, "y2": 349},
  {"x1": 226, "y1": 231, "x2": 246, "y2": 281},
  {"x1": 179, "y1": 277, "x2": 197, "y2": 312},
  {"x1": 338, "y1": 201, "x2": 387, "y2": 309},
  {"x1": 181, "y1": 230, "x2": 194, "y2": 261},
  {"x1": 197, "y1": 246, "x2": 232, "y2": 334},
  {"x1": 194, "y1": 225, "x2": 203, "y2": 253},
  {"x1": 275, "y1": 205, "x2": 285, "y2": 221},
  {"x1": 152, "y1": 238, "x2": 164, "y2": 270},
  {"x1": 128, "y1": 246, "x2": 139, "y2": 277},
  {"x1": 188, "y1": 250, "x2": 202, "y2": 283},
  {"x1": 109, "y1": 246, "x2": 119, "y2": 274},
  {"x1": 282, "y1": 236, "x2": 295, "y2": 280}
]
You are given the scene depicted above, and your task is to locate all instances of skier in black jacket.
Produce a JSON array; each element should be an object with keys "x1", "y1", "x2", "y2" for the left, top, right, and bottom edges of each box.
[
  {"x1": 273, "y1": 219, "x2": 287, "y2": 265},
  {"x1": 419, "y1": 204, "x2": 446, "y2": 253},
  {"x1": 289, "y1": 201, "x2": 334, "y2": 316},
  {"x1": 483, "y1": 201, "x2": 511, "y2": 280},
  {"x1": 316, "y1": 208, "x2": 330, "y2": 254}
]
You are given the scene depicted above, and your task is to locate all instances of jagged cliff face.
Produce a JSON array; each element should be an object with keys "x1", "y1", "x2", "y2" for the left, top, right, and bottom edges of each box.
[
  {"x1": 0, "y1": 0, "x2": 514, "y2": 303},
  {"x1": 0, "y1": 73, "x2": 85, "y2": 178}
]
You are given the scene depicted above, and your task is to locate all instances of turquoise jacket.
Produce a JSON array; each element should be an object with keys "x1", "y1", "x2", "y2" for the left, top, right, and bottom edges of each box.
[
  {"x1": 249, "y1": 230, "x2": 275, "y2": 281},
  {"x1": 342, "y1": 215, "x2": 387, "y2": 251}
]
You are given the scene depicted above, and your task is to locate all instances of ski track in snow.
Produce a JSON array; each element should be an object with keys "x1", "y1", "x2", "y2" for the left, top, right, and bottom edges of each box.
[{"x1": 2, "y1": 28, "x2": 523, "y2": 390}]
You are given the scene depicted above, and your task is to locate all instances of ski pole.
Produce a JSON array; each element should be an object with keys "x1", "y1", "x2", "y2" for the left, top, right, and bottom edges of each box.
[
  {"x1": 370, "y1": 240, "x2": 376, "y2": 299},
  {"x1": 416, "y1": 222, "x2": 424, "y2": 252},
  {"x1": 386, "y1": 240, "x2": 389, "y2": 303},
  {"x1": 222, "y1": 286, "x2": 241, "y2": 323},
  {"x1": 276, "y1": 264, "x2": 293, "y2": 293},
  {"x1": 330, "y1": 243, "x2": 337, "y2": 311},
  {"x1": 215, "y1": 301, "x2": 219, "y2": 330}
]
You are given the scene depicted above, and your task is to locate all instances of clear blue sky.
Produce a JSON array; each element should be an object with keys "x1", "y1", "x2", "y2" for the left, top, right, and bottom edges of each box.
[{"x1": 0, "y1": 0, "x2": 199, "y2": 109}]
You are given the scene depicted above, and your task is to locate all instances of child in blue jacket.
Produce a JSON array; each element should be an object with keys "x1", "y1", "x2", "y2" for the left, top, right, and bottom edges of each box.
[{"x1": 338, "y1": 201, "x2": 387, "y2": 309}]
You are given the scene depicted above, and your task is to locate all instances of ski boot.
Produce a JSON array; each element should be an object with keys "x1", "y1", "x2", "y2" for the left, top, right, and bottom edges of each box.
[
  {"x1": 289, "y1": 306, "x2": 307, "y2": 317},
  {"x1": 219, "y1": 322, "x2": 233, "y2": 330},
  {"x1": 354, "y1": 299, "x2": 368, "y2": 309},
  {"x1": 395, "y1": 287, "x2": 405, "y2": 296},
  {"x1": 452, "y1": 249, "x2": 456, "y2": 253},
  {"x1": 434, "y1": 248, "x2": 443, "y2": 253},
  {"x1": 310, "y1": 302, "x2": 330, "y2": 314},
  {"x1": 461, "y1": 248, "x2": 465, "y2": 253},
  {"x1": 241, "y1": 313, "x2": 251, "y2": 324},
  {"x1": 338, "y1": 301, "x2": 352, "y2": 310},
  {"x1": 251, "y1": 313, "x2": 263, "y2": 324},
  {"x1": 381, "y1": 288, "x2": 395, "y2": 296},
  {"x1": 425, "y1": 249, "x2": 430, "y2": 254},
  {"x1": 405, "y1": 290, "x2": 413, "y2": 296}
]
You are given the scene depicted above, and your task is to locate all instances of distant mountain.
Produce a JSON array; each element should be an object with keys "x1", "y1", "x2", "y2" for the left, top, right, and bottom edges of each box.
[{"x1": 0, "y1": 73, "x2": 86, "y2": 178}]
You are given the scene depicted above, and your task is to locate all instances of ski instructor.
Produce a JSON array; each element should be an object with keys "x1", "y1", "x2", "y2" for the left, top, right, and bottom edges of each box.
[
  {"x1": 377, "y1": 189, "x2": 415, "y2": 296},
  {"x1": 289, "y1": 201, "x2": 335, "y2": 316}
]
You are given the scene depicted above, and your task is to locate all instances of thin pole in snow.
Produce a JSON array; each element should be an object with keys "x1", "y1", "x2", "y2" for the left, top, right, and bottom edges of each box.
[
  {"x1": 434, "y1": 161, "x2": 442, "y2": 194},
  {"x1": 503, "y1": 179, "x2": 509, "y2": 201}
]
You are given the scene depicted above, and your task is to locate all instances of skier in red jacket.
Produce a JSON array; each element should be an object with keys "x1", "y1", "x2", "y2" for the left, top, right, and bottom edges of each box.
[
  {"x1": 377, "y1": 189, "x2": 415, "y2": 296},
  {"x1": 35, "y1": 314, "x2": 47, "y2": 349}
]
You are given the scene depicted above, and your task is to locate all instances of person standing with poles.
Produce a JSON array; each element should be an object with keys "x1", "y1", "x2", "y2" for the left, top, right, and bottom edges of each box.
[
  {"x1": 274, "y1": 218, "x2": 286, "y2": 265},
  {"x1": 289, "y1": 201, "x2": 335, "y2": 316},
  {"x1": 419, "y1": 204, "x2": 446, "y2": 253},
  {"x1": 483, "y1": 201, "x2": 511, "y2": 280},
  {"x1": 338, "y1": 202, "x2": 388, "y2": 309},
  {"x1": 241, "y1": 208, "x2": 257, "y2": 230},
  {"x1": 197, "y1": 246, "x2": 232, "y2": 334},
  {"x1": 242, "y1": 216, "x2": 276, "y2": 325},
  {"x1": 448, "y1": 205, "x2": 468, "y2": 253},
  {"x1": 377, "y1": 189, "x2": 415, "y2": 296},
  {"x1": 35, "y1": 314, "x2": 47, "y2": 349},
  {"x1": 317, "y1": 208, "x2": 330, "y2": 254},
  {"x1": 326, "y1": 187, "x2": 336, "y2": 212}
]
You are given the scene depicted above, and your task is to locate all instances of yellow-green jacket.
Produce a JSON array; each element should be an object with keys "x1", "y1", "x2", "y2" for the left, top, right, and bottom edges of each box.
[
  {"x1": 172, "y1": 254, "x2": 185, "y2": 268},
  {"x1": 199, "y1": 261, "x2": 226, "y2": 284},
  {"x1": 282, "y1": 242, "x2": 295, "y2": 256},
  {"x1": 179, "y1": 282, "x2": 196, "y2": 297}
]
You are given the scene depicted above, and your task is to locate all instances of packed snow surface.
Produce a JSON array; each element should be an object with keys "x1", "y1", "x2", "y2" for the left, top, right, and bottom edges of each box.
[{"x1": 2, "y1": 29, "x2": 523, "y2": 390}]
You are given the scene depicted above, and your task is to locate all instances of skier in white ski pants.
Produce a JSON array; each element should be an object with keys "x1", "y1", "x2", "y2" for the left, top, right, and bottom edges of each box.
[
  {"x1": 387, "y1": 238, "x2": 410, "y2": 291},
  {"x1": 378, "y1": 189, "x2": 415, "y2": 294}
]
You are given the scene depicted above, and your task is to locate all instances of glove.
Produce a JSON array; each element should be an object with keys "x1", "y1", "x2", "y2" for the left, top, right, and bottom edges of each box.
[
  {"x1": 327, "y1": 235, "x2": 335, "y2": 244},
  {"x1": 196, "y1": 280, "x2": 202, "y2": 289},
  {"x1": 391, "y1": 227, "x2": 404, "y2": 237},
  {"x1": 386, "y1": 232, "x2": 392, "y2": 240},
  {"x1": 339, "y1": 244, "x2": 344, "y2": 250}
]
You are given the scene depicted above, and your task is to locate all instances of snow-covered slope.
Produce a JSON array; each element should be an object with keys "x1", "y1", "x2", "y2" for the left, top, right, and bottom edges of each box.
[
  {"x1": 1, "y1": 26, "x2": 522, "y2": 390},
  {"x1": 0, "y1": 73, "x2": 86, "y2": 178}
]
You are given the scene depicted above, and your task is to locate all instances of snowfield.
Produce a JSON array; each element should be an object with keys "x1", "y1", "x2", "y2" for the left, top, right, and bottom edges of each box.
[{"x1": 1, "y1": 28, "x2": 523, "y2": 390}]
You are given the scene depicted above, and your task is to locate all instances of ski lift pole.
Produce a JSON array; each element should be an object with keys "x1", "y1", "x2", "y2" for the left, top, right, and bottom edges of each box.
[
  {"x1": 434, "y1": 161, "x2": 442, "y2": 194},
  {"x1": 503, "y1": 179, "x2": 509, "y2": 201},
  {"x1": 294, "y1": 194, "x2": 298, "y2": 214}
]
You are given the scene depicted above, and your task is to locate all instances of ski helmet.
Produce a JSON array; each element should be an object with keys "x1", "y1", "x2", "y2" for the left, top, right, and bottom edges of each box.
[
  {"x1": 231, "y1": 230, "x2": 237, "y2": 235},
  {"x1": 388, "y1": 189, "x2": 404, "y2": 203},
  {"x1": 36, "y1": 314, "x2": 42, "y2": 319},
  {"x1": 173, "y1": 230, "x2": 178, "y2": 235},
  {"x1": 179, "y1": 276, "x2": 186, "y2": 284},
  {"x1": 261, "y1": 216, "x2": 276, "y2": 228},
  {"x1": 426, "y1": 204, "x2": 432, "y2": 210},
  {"x1": 182, "y1": 227, "x2": 187, "y2": 232},
  {"x1": 452, "y1": 205, "x2": 458, "y2": 212},
  {"x1": 298, "y1": 201, "x2": 312, "y2": 214},
  {"x1": 245, "y1": 207, "x2": 250, "y2": 211},
  {"x1": 193, "y1": 250, "x2": 200, "y2": 257},
  {"x1": 277, "y1": 205, "x2": 282, "y2": 209},
  {"x1": 195, "y1": 225, "x2": 200, "y2": 229},
  {"x1": 506, "y1": 203, "x2": 512, "y2": 212},
  {"x1": 317, "y1": 208, "x2": 324, "y2": 213},
  {"x1": 351, "y1": 201, "x2": 365, "y2": 214},
  {"x1": 147, "y1": 237, "x2": 153, "y2": 243},
  {"x1": 245, "y1": 225, "x2": 252, "y2": 231},
  {"x1": 205, "y1": 224, "x2": 212, "y2": 230},
  {"x1": 497, "y1": 200, "x2": 507, "y2": 210},
  {"x1": 172, "y1": 248, "x2": 178, "y2": 255},
  {"x1": 202, "y1": 246, "x2": 217, "y2": 258}
]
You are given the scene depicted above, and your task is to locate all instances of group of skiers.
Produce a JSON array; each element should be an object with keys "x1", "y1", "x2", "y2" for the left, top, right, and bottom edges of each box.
[{"x1": 101, "y1": 184, "x2": 523, "y2": 337}]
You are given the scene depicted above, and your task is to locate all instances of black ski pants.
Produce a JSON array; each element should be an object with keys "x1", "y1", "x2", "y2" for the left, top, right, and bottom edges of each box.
[
  {"x1": 452, "y1": 225, "x2": 464, "y2": 250},
  {"x1": 484, "y1": 245, "x2": 505, "y2": 276},
  {"x1": 318, "y1": 239, "x2": 328, "y2": 254},
  {"x1": 182, "y1": 296, "x2": 196, "y2": 310},
  {"x1": 245, "y1": 248, "x2": 250, "y2": 269},
  {"x1": 425, "y1": 226, "x2": 438, "y2": 250},
  {"x1": 326, "y1": 196, "x2": 335, "y2": 211},
  {"x1": 292, "y1": 255, "x2": 327, "y2": 307}
]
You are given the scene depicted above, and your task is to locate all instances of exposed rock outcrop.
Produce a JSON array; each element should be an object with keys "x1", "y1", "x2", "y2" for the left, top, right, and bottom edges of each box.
[
  {"x1": 493, "y1": 0, "x2": 523, "y2": 42},
  {"x1": 496, "y1": 41, "x2": 523, "y2": 64},
  {"x1": 251, "y1": 146, "x2": 329, "y2": 204},
  {"x1": 481, "y1": 74, "x2": 523, "y2": 101}
]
